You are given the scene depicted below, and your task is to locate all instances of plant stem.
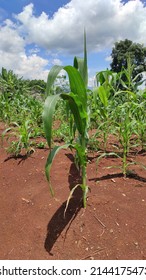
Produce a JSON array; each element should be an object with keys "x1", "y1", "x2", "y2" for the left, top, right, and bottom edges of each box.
[
  {"x1": 81, "y1": 137, "x2": 88, "y2": 208},
  {"x1": 123, "y1": 146, "x2": 127, "y2": 177}
]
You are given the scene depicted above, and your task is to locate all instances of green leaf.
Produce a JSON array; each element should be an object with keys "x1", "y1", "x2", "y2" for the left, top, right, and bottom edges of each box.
[
  {"x1": 74, "y1": 56, "x2": 85, "y2": 78},
  {"x1": 46, "y1": 64, "x2": 87, "y2": 110},
  {"x1": 96, "y1": 152, "x2": 121, "y2": 171},
  {"x1": 98, "y1": 85, "x2": 108, "y2": 107},
  {"x1": 115, "y1": 90, "x2": 136, "y2": 99},
  {"x1": 46, "y1": 65, "x2": 63, "y2": 96},
  {"x1": 93, "y1": 87, "x2": 98, "y2": 104},
  {"x1": 43, "y1": 94, "x2": 60, "y2": 147},
  {"x1": 43, "y1": 64, "x2": 88, "y2": 148},
  {"x1": 45, "y1": 144, "x2": 71, "y2": 196},
  {"x1": 64, "y1": 65, "x2": 87, "y2": 110},
  {"x1": 61, "y1": 92, "x2": 87, "y2": 136},
  {"x1": 73, "y1": 30, "x2": 88, "y2": 88}
]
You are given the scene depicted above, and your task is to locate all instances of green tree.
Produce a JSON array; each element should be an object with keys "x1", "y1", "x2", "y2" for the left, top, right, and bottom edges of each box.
[{"x1": 110, "y1": 39, "x2": 146, "y2": 82}]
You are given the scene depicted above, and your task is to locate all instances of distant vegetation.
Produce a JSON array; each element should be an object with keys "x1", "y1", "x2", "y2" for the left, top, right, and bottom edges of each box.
[{"x1": 110, "y1": 39, "x2": 146, "y2": 84}]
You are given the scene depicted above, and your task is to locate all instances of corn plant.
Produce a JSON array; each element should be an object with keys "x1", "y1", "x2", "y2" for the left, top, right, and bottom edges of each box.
[
  {"x1": 92, "y1": 70, "x2": 118, "y2": 151},
  {"x1": 2, "y1": 120, "x2": 34, "y2": 156},
  {"x1": 94, "y1": 59, "x2": 146, "y2": 177},
  {"x1": 43, "y1": 32, "x2": 90, "y2": 209},
  {"x1": 131, "y1": 91, "x2": 146, "y2": 151},
  {"x1": 0, "y1": 93, "x2": 11, "y2": 123},
  {"x1": 111, "y1": 59, "x2": 139, "y2": 175},
  {"x1": 93, "y1": 84, "x2": 111, "y2": 151},
  {"x1": 115, "y1": 109, "x2": 136, "y2": 176}
]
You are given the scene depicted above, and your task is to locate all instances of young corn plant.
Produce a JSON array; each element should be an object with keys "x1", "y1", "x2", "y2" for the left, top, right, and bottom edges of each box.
[
  {"x1": 93, "y1": 70, "x2": 120, "y2": 152},
  {"x1": 115, "y1": 109, "x2": 136, "y2": 176},
  {"x1": 2, "y1": 120, "x2": 34, "y2": 156},
  {"x1": 95, "y1": 105, "x2": 137, "y2": 178},
  {"x1": 93, "y1": 78, "x2": 111, "y2": 152},
  {"x1": 132, "y1": 92, "x2": 146, "y2": 151},
  {"x1": 112, "y1": 58, "x2": 140, "y2": 175},
  {"x1": 43, "y1": 32, "x2": 90, "y2": 209}
]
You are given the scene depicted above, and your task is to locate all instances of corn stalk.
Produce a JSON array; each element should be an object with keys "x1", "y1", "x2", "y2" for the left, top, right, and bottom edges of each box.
[{"x1": 43, "y1": 32, "x2": 89, "y2": 208}]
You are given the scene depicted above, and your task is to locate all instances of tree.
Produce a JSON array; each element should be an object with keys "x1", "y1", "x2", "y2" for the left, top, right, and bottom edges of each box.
[{"x1": 110, "y1": 39, "x2": 146, "y2": 82}]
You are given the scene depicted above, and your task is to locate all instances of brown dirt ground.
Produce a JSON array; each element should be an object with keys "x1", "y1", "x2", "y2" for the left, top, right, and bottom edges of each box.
[{"x1": 0, "y1": 122, "x2": 146, "y2": 260}]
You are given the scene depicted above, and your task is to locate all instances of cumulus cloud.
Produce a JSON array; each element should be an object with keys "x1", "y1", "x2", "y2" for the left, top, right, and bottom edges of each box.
[
  {"x1": 0, "y1": 0, "x2": 146, "y2": 81},
  {"x1": 0, "y1": 19, "x2": 49, "y2": 80},
  {"x1": 14, "y1": 54, "x2": 49, "y2": 80},
  {"x1": 0, "y1": 19, "x2": 24, "y2": 54},
  {"x1": 15, "y1": 0, "x2": 146, "y2": 53}
]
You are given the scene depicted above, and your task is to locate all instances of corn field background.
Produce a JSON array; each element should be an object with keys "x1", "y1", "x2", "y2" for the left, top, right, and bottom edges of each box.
[{"x1": 0, "y1": 45, "x2": 146, "y2": 259}]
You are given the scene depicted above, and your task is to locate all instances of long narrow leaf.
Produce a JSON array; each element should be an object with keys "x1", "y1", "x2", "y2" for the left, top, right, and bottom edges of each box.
[
  {"x1": 98, "y1": 85, "x2": 108, "y2": 107},
  {"x1": 46, "y1": 64, "x2": 87, "y2": 111},
  {"x1": 45, "y1": 144, "x2": 71, "y2": 196},
  {"x1": 64, "y1": 65, "x2": 87, "y2": 110},
  {"x1": 73, "y1": 30, "x2": 88, "y2": 89},
  {"x1": 115, "y1": 90, "x2": 136, "y2": 99},
  {"x1": 64, "y1": 184, "x2": 81, "y2": 217},
  {"x1": 61, "y1": 92, "x2": 87, "y2": 136},
  {"x1": 93, "y1": 87, "x2": 98, "y2": 104},
  {"x1": 96, "y1": 152, "x2": 121, "y2": 171},
  {"x1": 46, "y1": 65, "x2": 63, "y2": 96},
  {"x1": 43, "y1": 94, "x2": 60, "y2": 147},
  {"x1": 74, "y1": 56, "x2": 84, "y2": 79}
]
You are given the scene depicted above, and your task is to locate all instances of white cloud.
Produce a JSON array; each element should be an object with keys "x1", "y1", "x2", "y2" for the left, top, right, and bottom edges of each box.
[
  {"x1": 14, "y1": 54, "x2": 49, "y2": 80},
  {"x1": 0, "y1": 19, "x2": 49, "y2": 80},
  {"x1": 0, "y1": 19, "x2": 24, "y2": 54},
  {"x1": 51, "y1": 59, "x2": 62, "y2": 66},
  {"x1": 1, "y1": 0, "x2": 146, "y2": 81},
  {"x1": 28, "y1": 47, "x2": 40, "y2": 54},
  {"x1": 105, "y1": 56, "x2": 112, "y2": 62},
  {"x1": 15, "y1": 0, "x2": 146, "y2": 54}
]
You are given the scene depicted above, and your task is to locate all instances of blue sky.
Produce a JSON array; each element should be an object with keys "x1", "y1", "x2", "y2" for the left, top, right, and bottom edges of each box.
[
  {"x1": 0, "y1": 0, "x2": 146, "y2": 85},
  {"x1": 0, "y1": 0, "x2": 70, "y2": 18}
]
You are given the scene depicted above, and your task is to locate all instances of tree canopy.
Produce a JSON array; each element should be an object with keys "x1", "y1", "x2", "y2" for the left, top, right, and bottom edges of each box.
[{"x1": 110, "y1": 39, "x2": 146, "y2": 81}]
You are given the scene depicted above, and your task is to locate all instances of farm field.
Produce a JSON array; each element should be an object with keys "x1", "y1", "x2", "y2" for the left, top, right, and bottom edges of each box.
[
  {"x1": 0, "y1": 122, "x2": 146, "y2": 260},
  {"x1": 0, "y1": 36, "x2": 146, "y2": 260}
]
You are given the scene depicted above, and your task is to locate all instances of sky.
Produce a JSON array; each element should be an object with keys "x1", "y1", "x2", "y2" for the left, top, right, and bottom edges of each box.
[{"x1": 0, "y1": 0, "x2": 146, "y2": 86}]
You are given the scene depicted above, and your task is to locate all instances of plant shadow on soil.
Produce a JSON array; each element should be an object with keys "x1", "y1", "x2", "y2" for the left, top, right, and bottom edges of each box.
[
  {"x1": 3, "y1": 150, "x2": 35, "y2": 165},
  {"x1": 89, "y1": 172, "x2": 146, "y2": 183},
  {"x1": 44, "y1": 153, "x2": 83, "y2": 255},
  {"x1": 44, "y1": 151, "x2": 146, "y2": 255}
]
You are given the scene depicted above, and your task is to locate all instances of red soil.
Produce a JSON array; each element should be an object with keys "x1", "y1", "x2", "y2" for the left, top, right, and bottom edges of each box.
[{"x1": 0, "y1": 122, "x2": 146, "y2": 260}]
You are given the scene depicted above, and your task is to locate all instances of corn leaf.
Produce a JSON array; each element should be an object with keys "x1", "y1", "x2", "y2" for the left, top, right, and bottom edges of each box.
[
  {"x1": 46, "y1": 65, "x2": 63, "y2": 96},
  {"x1": 64, "y1": 184, "x2": 81, "y2": 216},
  {"x1": 43, "y1": 64, "x2": 87, "y2": 147},
  {"x1": 61, "y1": 92, "x2": 87, "y2": 136},
  {"x1": 96, "y1": 152, "x2": 121, "y2": 171},
  {"x1": 64, "y1": 65, "x2": 87, "y2": 110},
  {"x1": 115, "y1": 90, "x2": 136, "y2": 99},
  {"x1": 45, "y1": 144, "x2": 71, "y2": 196},
  {"x1": 98, "y1": 85, "x2": 108, "y2": 107},
  {"x1": 43, "y1": 94, "x2": 60, "y2": 148},
  {"x1": 93, "y1": 87, "x2": 98, "y2": 104},
  {"x1": 73, "y1": 30, "x2": 88, "y2": 89},
  {"x1": 46, "y1": 64, "x2": 87, "y2": 109}
]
